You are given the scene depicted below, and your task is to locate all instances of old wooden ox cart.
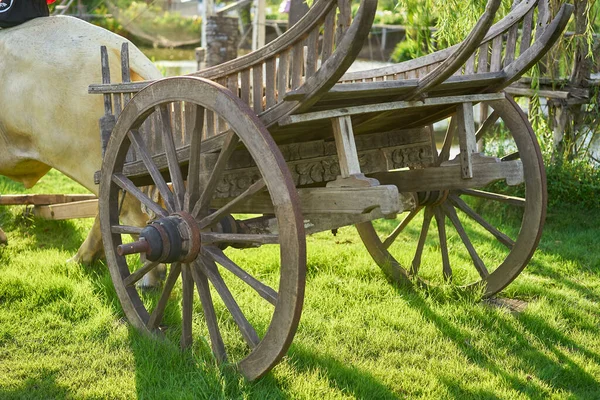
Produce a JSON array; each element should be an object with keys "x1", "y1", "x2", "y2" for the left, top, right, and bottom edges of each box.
[{"x1": 89, "y1": 0, "x2": 573, "y2": 379}]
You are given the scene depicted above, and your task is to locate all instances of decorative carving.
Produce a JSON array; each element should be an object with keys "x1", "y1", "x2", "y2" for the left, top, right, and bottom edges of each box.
[{"x1": 215, "y1": 142, "x2": 433, "y2": 198}]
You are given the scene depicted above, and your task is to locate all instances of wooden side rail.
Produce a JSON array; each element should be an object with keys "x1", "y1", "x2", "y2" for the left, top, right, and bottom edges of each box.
[
  {"x1": 89, "y1": 0, "x2": 377, "y2": 153},
  {"x1": 340, "y1": 0, "x2": 573, "y2": 95},
  {"x1": 340, "y1": 0, "x2": 542, "y2": 82}
]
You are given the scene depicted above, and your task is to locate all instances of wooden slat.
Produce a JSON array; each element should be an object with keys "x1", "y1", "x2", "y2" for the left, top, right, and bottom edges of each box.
[
  {"x1": 490, "y1": 36, "x2": 503, "y2": 72},
  {"x1": 291, "y1": 42, "x2": 304, "y2": 89},
  {"x1": 241, "y1": 69, "x2": 251, "y2": 106},
  {"x1": 477, "y1": 42, "x2": 489, "y2": 74},
  {"x1": 321, "y1": 7, "x2": 336, "y2": 62},
  {"x1": 504, "y1": 24, "x2": 519, "y2": 66},
  {"x1": 32, "y1": 199, "x2": 98, "y2": 220},
  {"x1": 305, "y1": 29, "x2": 319, "y2": 78},
  {"x1": 520, "y1": 8, "x2": 534, "y2": 54},
  {"x1": 265, "y1": 58, "x2": 277, "y2": 108},
  {"x1": 252, "y1": 64, "x2": 263, "y2": 112},
  {"x1": 465, "y1": 53, "x2": 476, "y2": 75},
  {"x1": 0, "y1": 194, "x2": 96, "y2": 205},
  {"x1": 336, "y1": 0, "x2": 351, "y2": 41},
  {"x1": 277, "y1": 50, "x2": 290, "y2": 101}
]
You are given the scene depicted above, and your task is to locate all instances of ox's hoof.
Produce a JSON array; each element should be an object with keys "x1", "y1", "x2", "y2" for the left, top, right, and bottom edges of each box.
[
  {"x1": 136, "y1": 263, "x2": 167, "y2": 291},
  {"x1": 67, "y1": 249, "x2": 105, "y2": 265}
]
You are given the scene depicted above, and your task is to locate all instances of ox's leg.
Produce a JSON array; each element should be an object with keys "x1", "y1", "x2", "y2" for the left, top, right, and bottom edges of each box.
[
  {"x1": 0, "y1": 227, "x2": 7, "y2": 246},
  {"x1": 69, "y1": 214, "x2": 104, "y2": 264}
]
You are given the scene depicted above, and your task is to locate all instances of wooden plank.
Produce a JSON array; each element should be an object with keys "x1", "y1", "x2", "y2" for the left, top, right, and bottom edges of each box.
[
  {"x1": 305, "y1": 29, "x2": 319, "y2": 78},
  {"x1": 252, "y1": 64, "x2": 263, "y2": 112},
  {"x1": 490, "y1": 36, "x2": 503, "y2": 72},
  {"x1": 504, "y1": 23, "x2": 519, "y2": 66},
  {"x1": 241, "y1": 69, "x2": 251, "y2": 106},
  {"x1": 369, "y1": 159, "x2": 524, "y2": 193},
  {"x1": 520, "y1": 8, "x2": 534, "y2": 54},
  {"x1": 265, "y1": 58, "x2": 276, "y2": 108},
  {"x1": 0, "y1": 194, "x2": 96, "y2": 205},
  {"x1": 321, "y1": 7, "x2": 336, "y2": 62},
  {"x1": 291, "y1": 42, "x2": 304, "y2": 89},
  {"x1": 210, "y1": 185, "x2": 404, "y2": 215},
  {"x1": 32, "y1": 199, "x2": 98, "y2": 220},
  {"x1": 465, "y1": 53, "x2": 476, "y2": 75},
  {"x1": 277, "y1": 50, "x2": 289, "y2": 102},
  {"x1": 280, "y1": 93, "x2": 505, "y2": 125},
  {"x1": 477, "y1": 42, "x2": 489, "y2": 73}
]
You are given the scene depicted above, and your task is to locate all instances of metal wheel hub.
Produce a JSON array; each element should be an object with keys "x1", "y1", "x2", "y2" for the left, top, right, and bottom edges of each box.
[
  {"x1": 416, "y1": 190, "x2": 449, "y2": 206},
  {"x1": 117, "y1": 211, "x2": 201, "y2": 263}
]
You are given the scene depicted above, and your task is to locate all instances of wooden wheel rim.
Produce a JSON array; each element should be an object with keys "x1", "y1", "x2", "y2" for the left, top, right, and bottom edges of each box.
[
  {"x1": 356, "y1": 97, "x2": 546, "y2": 296},
  {"x1": 99, "y1": 76, "x2": 306, "y2": 380}
]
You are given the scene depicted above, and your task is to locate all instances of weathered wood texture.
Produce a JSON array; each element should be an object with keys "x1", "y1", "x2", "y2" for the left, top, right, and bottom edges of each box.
[
  {"x1": 340, "y1": 0, "x2": 573, "y2": 96},
  {"x1": 0, "y1": 194, "x2": 96, "y2": 205},
  {"x1": 32, "y1": 199, "x2": 98, "y2": 220}
]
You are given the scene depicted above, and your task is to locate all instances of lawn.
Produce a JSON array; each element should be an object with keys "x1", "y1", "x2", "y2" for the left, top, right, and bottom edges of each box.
[{"x1": 1, "y1": 170, "x2": 600, "y2": 399}]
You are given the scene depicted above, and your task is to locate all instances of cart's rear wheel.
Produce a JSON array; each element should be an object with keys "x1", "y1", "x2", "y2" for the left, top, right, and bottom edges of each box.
[
  {"x1": 99, "y1": 77, "x2": 305, "y2": 380},
  {"x1": 357, "y1": 97, "x2": 546, "y2": 296}
]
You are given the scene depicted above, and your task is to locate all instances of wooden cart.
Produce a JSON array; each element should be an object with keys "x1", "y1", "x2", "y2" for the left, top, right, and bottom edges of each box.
[{"x1": 89, "y1": 0, "x2": 573, "y2": 379}]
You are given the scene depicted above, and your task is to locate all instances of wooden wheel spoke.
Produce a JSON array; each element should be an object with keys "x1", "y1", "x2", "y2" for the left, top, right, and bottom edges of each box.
[
  {"x1": 181, "y1": 263, "x2": 194, "y2": 348},
  {"x1": 123, "y1": 260, "x2": 161, "y2": 287},
  {"x1": 458, "y1": 188, "x2": 525, "y2": 207},
  {"x1": 203, "y1": 246, "x2": 278, "y2": 306},
  {"x1": 111, "y1": 225, "x2": 143, "y2": 235},
  {"x1": 449, "y1": 194, "x2": 515, "y2": 249},
  {"x1": 442, "y1": 203, "x2": 489, "y2": 279},
  {"x1": 475, "y1": 109, "x2": 500, "y2": 143},
  {"x1": 148, "y1": 262, "x2": 182, "y2": 330},
  {"x1": 184, "y1": 103, "x2": 205, "y2": 211},
  {"x1": 157, "y1": 105, "x2": 186, "y2": 211},
  {"x1": 112, "y1": 174, "x2": 168, "y2": 218},
  {"x1": 437, "y1": 117, "x2": 457, "y2": 166},
  {"x1": 433, "y1": 207, "x2": 452, "y2": 281},
  {"x1": 382, "y1": 206, "x2": 422, "y2": 249},
  {"x1": 411, "y1": 207, "x2": 434, "y2": 275},
  {"x1": 128, "y1": 129, "x2": 176, "y2": 213},
  {"x1": 192, "y1": 131, "x2": 239, "y2": 218},
  {"x1": 197, "y1": 256, "x2": 260, "y2": 349},
  {"x1": 189, "y1": 262, "x2": 227, "y2": 362},
  {"x1": 201, "y1": 232, "x2": 279, "y2": 246},
  {"x1": 198, "y1": 179, "x2": 266, "y2": 230}
]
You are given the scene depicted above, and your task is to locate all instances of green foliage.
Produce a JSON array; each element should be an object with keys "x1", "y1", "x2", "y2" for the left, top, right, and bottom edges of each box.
[
  {"x1": 545, "y1": 157, "x2": 600, "y2": 210},
  {"x1": 390, "y1": 39, "x2": 420, "y2": 62}
]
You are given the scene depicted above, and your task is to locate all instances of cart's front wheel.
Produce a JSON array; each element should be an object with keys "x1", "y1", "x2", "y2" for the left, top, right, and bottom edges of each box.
[
  {"x1": 357, "y1": 97, "x2": 546, "y2": 296},
  {"x1": 99, "y1": 77, "x2": 305, "y2": 380}
]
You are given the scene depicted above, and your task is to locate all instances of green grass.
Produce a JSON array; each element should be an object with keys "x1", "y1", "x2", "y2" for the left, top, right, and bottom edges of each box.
[{"x1": 1, "y1": 171, "x2": 600, "y2": 399}]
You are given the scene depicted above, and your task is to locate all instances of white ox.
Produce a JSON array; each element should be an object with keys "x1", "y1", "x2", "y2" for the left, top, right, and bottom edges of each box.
[{"x1": 0, "y1": 16, "x2": 163, "y2": 263}]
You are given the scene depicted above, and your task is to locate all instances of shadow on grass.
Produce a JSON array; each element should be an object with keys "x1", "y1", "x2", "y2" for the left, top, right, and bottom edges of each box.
[
  {"x1": 400, "y1": 284, "x2": 600, "y2": 398},
  {"x1": 0, "y1": 369, "x2": 69, "y2": 400},
  {"x1": 283, "y1": 343, "x2": 400, "y2": 399}
]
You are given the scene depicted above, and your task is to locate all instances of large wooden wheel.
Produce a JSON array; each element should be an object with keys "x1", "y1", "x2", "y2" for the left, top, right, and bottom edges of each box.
[
  {"x1": 99, "y1": 77, "x2": 306, "y2": 380},
  {"x1": 356, "y1": 97, "x2": 546, "y2": 296}
]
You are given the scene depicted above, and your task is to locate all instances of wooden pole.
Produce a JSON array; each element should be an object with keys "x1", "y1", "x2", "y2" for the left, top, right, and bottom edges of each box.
[
  {"x1": 202, "y1": 0, "x2": 215, "y2": 49},
  {"x1": 252, "y1": 0, "x2": 266, "y2": 50}
]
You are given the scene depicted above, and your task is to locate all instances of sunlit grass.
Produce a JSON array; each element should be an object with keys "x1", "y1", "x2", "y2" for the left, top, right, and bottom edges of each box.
[{"x1": 1, "y1": 171, "x2": 600, "y2": 399}]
